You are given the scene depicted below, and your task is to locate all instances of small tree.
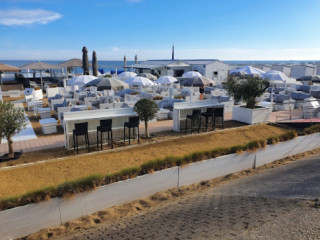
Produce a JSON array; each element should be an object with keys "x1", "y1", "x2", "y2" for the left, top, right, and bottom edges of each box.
[
  {"x1": 134, "y1": 99, "x2": 159, "y2": 138},
  {"x1": 0, "y1": 101, "x2": 27, "y2": 158},
  {"x1": 224, "y1": 76, "x2": 270, "y2": 109}
]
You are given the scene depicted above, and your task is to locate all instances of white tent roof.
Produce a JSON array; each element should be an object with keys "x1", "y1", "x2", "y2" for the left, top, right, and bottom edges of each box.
[
  {"x1": 118, "y1": 72, "x2": 137, "y2": 80},
  {"x1": 124, "y1": 76, "x2": 155, "y2": 86},
  {"x1": 230, "y1": 66, "x2": 265, "y2": 75},
  {"x1": 182, "y1": 71, "x2": 202, "y2": 78},
  {"x1": 261, "y1": 70, "x2": 297, "y2": 84},
  {"x1": 155, "y1": 76, "x2": 178, "y2": 85},
  {"x1": 67, "y1": 75, "x2": 98, "y2": 86}
]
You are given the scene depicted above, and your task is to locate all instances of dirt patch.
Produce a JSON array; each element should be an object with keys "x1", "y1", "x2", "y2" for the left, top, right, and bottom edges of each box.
[
  {"x1": 0, "y1": 124, "x2": 288, "y2": 199},
  {"x1": 23, "y1": 147, "x2": 320, "y2": 240},
  {"x1": 2, "y1": 95, "x2": 24, "y2": 103}
]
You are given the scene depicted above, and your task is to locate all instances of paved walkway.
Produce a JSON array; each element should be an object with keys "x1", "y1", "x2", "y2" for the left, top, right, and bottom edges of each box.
[
  {"x1": 61, "y1": 154, "x2": 320, "y2": 240},
  {"x1": 0, "y1": 120, "x2": 175, "y2": 154},
  {"x1": 0, "y1": 110, "x2": 298, "y2": 155}
]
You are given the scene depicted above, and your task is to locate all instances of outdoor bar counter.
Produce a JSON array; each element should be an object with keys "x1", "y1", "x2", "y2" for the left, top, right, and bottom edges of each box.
[
  {"x1": 63, "y1": 107, "x2": 137, "y2": 149},
  {"x1": 173, "y1": 99, "x2": 224, "y2": 132}
]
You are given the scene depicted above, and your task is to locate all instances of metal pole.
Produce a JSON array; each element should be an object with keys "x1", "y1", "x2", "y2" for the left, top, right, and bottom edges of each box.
[{"x1": 289, "y1": 98, "x2": 292, "y2": 120}]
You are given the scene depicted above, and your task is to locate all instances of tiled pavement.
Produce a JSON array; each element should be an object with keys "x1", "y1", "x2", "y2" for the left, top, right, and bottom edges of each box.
[
  {"x1": 0, "y1": 120, "x2": 177, "y2": 154},
  {"x1": 0, "y1": 110, "x2": 301, "y2": 155}
]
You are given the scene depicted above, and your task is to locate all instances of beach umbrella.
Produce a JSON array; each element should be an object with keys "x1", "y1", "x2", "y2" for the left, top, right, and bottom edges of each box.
[
  {"x1": 0, "y1": 63, "x2": 20, "y2": 86},
  {"x1": 137, "y1": 73, "x2": 158, "y2": 81},
  {"x1": 182, "y1": 71, "x2": 202, "y2": 78},
  {"x1": 82, "y1": 46, "x2": 89, "y2": 75},
  {"x1": 181, "y1": 76, "x2": 215, "y2": 87},
  {"x1": 59, "y1": 58, "x2": 83, "y2": 67},
  {"x1": 229, "y1": 71, "x2": 246, "y2": 77},
  {"x1": 135, "y1": 54, "x2": 138, "y2": 64},
  {"x1": 20, "y1": 61, "x2": 61, "y2": 89},
  {"x1": 92, "y1": 51, "x2": 98, "y2": 77},
  {"x1": 297, "y1": 75, "x2": 320, "y2": 83},
  {"x1": 261, "y1": 70, "x2": 290, "y2": 82},
  {"x1": 86, "y1": 77, "x2": 129, "y2": 90},
  {"x1": 229, "y1": 66, "x2": 265, "y2": 75},
  {"x1": 155, "y1": 76, "x2": 178, "y2": 85},
  {"x1": 67, "y1": 75, "x2": 97, "y2": 86},
  {"x1": 125, "y1": 76, "x2": 155, "y2": 86},
  {"x1": 118, "y1": 71, "x2": 137, "y2": 80},
  {"x1": 244, "y1": 73, "x2": 261, "y2": 79}
]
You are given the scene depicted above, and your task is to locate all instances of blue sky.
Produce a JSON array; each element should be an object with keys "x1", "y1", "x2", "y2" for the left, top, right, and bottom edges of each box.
[{"x1": 1, "y1": 0, "x2": 320, "y2": 60}]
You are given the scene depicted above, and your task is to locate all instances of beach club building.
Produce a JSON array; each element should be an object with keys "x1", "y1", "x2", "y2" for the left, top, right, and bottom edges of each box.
[
  {"x1": 132, "y1": 59, "x2": 229, "y2": 84},
  {"x1": 271, "y1": 64, "x2": 292, "y2": 77}
]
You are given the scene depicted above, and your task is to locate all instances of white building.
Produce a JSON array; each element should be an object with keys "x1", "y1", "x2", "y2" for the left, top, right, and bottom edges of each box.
[
  {"x1": 132, "y1": 59, "x2": 229, "y2": 84},
  {"x1": 254, "y1": 64, "x2": 272, "y2": 72},
  {"x1": 271, "y1": 64, "x2": 291, "y2": 77},
  {"x1": 290, "y1": 64, "x2": 317, "y2": 79}
]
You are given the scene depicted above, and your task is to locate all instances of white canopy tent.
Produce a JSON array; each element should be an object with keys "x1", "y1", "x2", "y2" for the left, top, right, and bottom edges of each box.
[
  {"x1": 117, "y1": 72, "x2": 137, "y2": 80},
  {"x1": 125, "y1": 76, "x2": 155, "y2": 86},
  {"x1": 67, "y1": 75, "x2": 98, "y2": 86},
  {"x1": 230, "y1": 66, "x2": 265, "y2": 75},
  {"x1": 261, "y1": 70, "x2": 296, "y2": 85},
  {"x1": 155, "y1": 76, "x2": 178, "y2": 85},
  {"x1": 182, "y1": 71, "x2": 202, "y2": 78}
]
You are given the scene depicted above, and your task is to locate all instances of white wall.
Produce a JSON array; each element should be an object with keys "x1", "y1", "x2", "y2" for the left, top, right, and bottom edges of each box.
[
  {"x1": 204, "y1": 61, "x2": 229, "y2": 83},
  {"x1": 1, "y1": 133, "x2": 319, "y2": 240}
]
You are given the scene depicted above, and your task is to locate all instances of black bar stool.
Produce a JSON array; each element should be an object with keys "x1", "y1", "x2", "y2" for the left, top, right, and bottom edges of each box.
[
  {"x1": 201, "y1": 108, "x2": 214, "y2": 131},
  {"x1": 185, "y1": 109, "x2": 201, "y2": 133},
  {"x1": 124, "y1": 116, "x2": 140, "y2": 145},
  {"x1": 73, "y1": 122, "x2": 90, "y2": 154},
  {"x1": 214, "y1": 107, "x2": 224, "y2": 129},
  {"x1": 97, "y1": 119, "x2": 113, "y2": 150}
]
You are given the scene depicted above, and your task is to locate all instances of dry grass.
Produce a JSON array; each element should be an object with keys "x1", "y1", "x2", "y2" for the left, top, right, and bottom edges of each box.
[
  {"x1": 0, "y1": 124, "x2": 288, "y2": 199},
  {"x1": 25, "y1": 147, "x2": 320, "y2": 240}
]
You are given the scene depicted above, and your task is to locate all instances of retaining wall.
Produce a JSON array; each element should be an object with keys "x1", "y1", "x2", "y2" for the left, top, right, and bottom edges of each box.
[{"x1": 0, "y1": 133, "x2": 319, "y2": 240}]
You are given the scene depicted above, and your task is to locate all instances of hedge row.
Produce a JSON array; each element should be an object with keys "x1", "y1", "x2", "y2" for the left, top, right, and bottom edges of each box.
[{"x1": 0, "y1": 129, "x2": 301, "y2": 211}]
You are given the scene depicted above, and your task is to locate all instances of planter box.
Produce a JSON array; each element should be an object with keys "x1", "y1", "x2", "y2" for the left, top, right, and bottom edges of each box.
[{"x1": 232, "y1": 105, "x2": 271, "y2": 124}]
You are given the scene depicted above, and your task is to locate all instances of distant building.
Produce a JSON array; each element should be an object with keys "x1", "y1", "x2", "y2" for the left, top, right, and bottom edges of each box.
[
  {"x1": 271, "y1": 64, "x2": 291, "y2": 77},
  {"x1": 290, "y1": 64, "x2": 317, "y2": 79},
  {"x1": 254, "y1": 64, "x2": 272, "y2": 72},
  {"x1": 132, "y1": 59, "x2": 229, "y2": 84}
]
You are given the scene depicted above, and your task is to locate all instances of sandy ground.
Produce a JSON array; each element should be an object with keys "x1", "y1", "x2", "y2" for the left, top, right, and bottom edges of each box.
[
  {"x1": 0, "y1": 124, "x2": 288, "y2": 199},
  {"x1": 23, "y1": 148, "x2": 320, "y2": 240}
]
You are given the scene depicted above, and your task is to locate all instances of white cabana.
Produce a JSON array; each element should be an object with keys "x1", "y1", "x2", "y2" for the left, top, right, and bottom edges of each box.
[
  {"x1": 118, "y1": 72, "x2": 137, "y2": 80},
  {"x1": 67, "y1": 75, "x2": 98, "y2": 86},
  {"x1": 182, "y1": 71, "x2": 202, "y2": 78},
  {"x1": 230, "y1": 66, "x2": 265, "y2": 75},
  {"x1": 125, "y1": 76, "x2": 155, "y2": 86},
  {"x1": 155, "y1": 76, "x2": 178, "y2": 85}
]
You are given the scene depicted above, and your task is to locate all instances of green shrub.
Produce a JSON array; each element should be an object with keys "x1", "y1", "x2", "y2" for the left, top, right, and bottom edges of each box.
[{"x1": 55, "y1": 174, "x2": 103, "y2": 197}]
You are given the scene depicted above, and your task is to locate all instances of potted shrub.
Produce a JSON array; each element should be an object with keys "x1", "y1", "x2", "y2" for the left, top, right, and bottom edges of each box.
[
  {"x1": 224, "y1": 76, "x2": 270, "y2": 124},
  {"x1": 0, "y1": 101, "x2": 27, "y2": 159},
  {"x1": 134, "y1": 99, "x2": 159, "y2": 138}
]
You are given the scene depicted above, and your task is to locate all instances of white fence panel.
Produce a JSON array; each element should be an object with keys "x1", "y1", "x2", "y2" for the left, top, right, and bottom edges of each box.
[{"x1": 179, "y1": 152, "x2": 255, "y2": 187}]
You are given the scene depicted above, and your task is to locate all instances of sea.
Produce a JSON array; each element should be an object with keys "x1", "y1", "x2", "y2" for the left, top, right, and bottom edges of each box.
[{"x1": 0, "y1": 60, "x2": 136, "y2": 75}]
